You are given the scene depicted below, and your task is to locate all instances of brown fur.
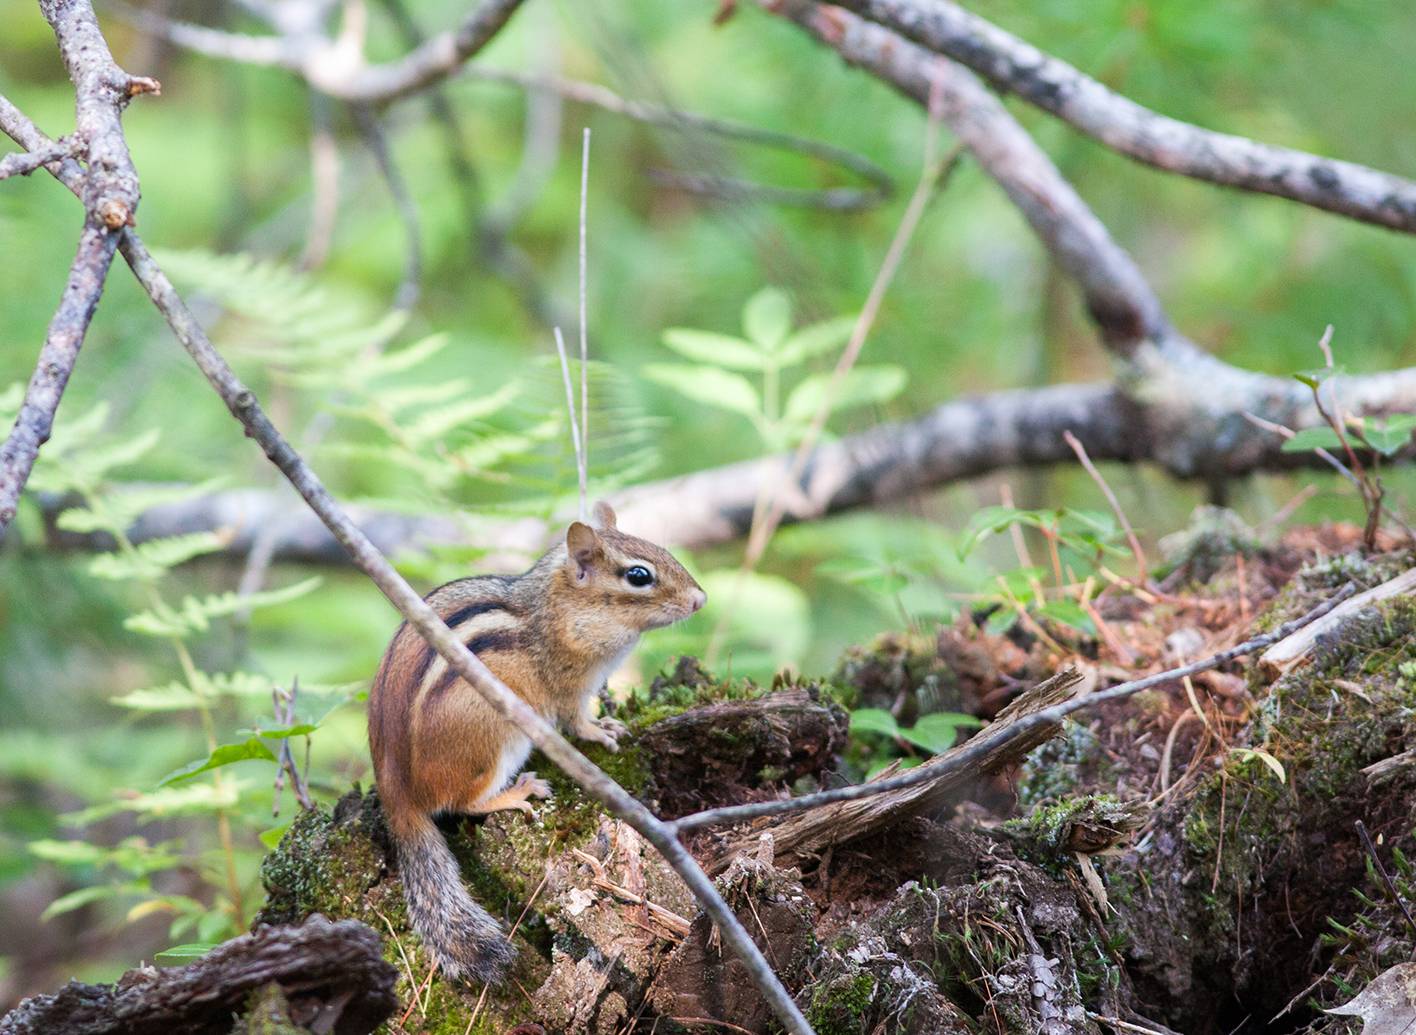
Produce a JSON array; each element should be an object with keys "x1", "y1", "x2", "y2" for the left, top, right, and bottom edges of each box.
[{"x1": 368, "y1": 502, "x2": 705, "y2": 982}]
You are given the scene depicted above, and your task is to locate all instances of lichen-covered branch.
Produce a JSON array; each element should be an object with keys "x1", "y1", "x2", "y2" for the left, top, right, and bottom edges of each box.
[{"x1": 826, "y1": 0, "x2": 1416, "y2": 233}]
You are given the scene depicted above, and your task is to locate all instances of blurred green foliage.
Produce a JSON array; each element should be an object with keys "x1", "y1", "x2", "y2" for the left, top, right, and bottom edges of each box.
[{"x1": 1, "y1": 0, "x2": 1414, "y2": 991}]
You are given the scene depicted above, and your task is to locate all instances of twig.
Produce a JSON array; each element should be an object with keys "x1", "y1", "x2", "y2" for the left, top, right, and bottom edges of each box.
[
  {"x1": 670, "y1": 583, "x2": 1355, "y2": 833},
  {"x1": 351, "y1": 104, "x2": 422, "y2": 311},
  {"x1": 1242, "y1": 410, "x2": 1360, "y2": 490},
  {"x1": 0, "y1": 139, "x2": 71, "y2": 180},
  {"x1": 578, "y1": 127, "x2": 591, "y2": 519},
  {"x1": 457, "y1": 66, "x2": 894, "y2": 211},
  {"x1": 0, "y1": 0, "x2": 157, "y2": 536},
  {"x1": 1355, "y1": 819, "x2": 1416, "y2": 941},
  {"x1": 554, "y1": 327, "x2": 588, "y2": 520},
  {"x1": 1063, "y1": 429, "x2": 1149, "y2": 586},
  {"x1": 823, "y1": 0, "x2": 1416, "y2": 234}
]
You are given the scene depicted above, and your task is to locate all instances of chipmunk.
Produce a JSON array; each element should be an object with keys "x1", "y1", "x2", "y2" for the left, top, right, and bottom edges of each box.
[{"x1": 368, "y1": 501, "x2": 706, "y2": 983}]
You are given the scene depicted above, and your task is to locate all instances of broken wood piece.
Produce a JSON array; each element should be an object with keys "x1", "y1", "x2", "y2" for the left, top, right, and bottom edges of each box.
[
  {"x1": 704, "y1": 668, "x2": 1085, "y2": 872},
  {"x1": 0, "y1": 916, "x2": 396, "y2": 1035},
  {"x1": 1259, "y1": 567, "x2": 1416, "y2": 675}
]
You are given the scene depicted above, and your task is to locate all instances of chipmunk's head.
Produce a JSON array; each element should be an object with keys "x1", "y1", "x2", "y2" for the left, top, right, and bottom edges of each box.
[{"x1": 562, "y1": 500, "x2": 706, "y2": 636}]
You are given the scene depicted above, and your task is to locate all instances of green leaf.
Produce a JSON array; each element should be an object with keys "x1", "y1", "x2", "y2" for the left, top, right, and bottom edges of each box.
[
  {"x1": 849, "y1": 708, "x2": 901, "y2": 738},
  {"x1": 403, "y1": 383, "x2": 520, "y2": 445},
  {"x1": 259, "y1": 824, "x2": 292, "y2": 851},
  {"x1": 159, "y1": 739, "x2": 277, "y2": 787},
  {"x1": 776, "y1": 315, "x2": 857, "y2": 366},
  {"x1": 984, "y1": 608, "x2": 1020, "y2": 637},
  {"x1": 1281, "y1": 426, "x2": 1345, "y2": 453},
  {"x1": 1358, "y1": 414, "x2": 1416, "y2": 456},
  {"x1": 154, "y1": 943, "x2": 218, "y2": 966},
  {"x1": 742, "y1": 287, "x2": 793, "y2": 351},
  {"x1": 661, "y1": 329, "x2": 765, "y2": 371},
  {"x1": 642, "y1": 363, "x2": 762, "y2": 421},
  {"x1": 783, "y1": 365, "x2": 906, "y2": 424},
  {"x1": 899, "y1": 712, "x2": 983, "y2": 753},
  {"x1": 1231, "y1": 747, "x2": 1286, "y2": 784},
  {"x1": 1293, "y1": 366, "x2": 1345, "y2": 389},
  {"x1": 123, "y1": 577, "x2": 321, "y2": 638},
  {"x1": 244, "y1": 722, "x2": 318, "y2": 740},
  {"x1": 40, "y1": 885, "x2": 124, "y2": 921},
  {"x1": 1037, "y1": 598, "x2": 1097, "y2": 635},
  {"x1": 88, "y1": 532, "x2": 227, "y2": 581}
]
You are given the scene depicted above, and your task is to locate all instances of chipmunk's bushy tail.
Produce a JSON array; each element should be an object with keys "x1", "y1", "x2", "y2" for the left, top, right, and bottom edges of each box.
[{"x1": 394, "y1": 813, "x2": 515, "y2": 983}]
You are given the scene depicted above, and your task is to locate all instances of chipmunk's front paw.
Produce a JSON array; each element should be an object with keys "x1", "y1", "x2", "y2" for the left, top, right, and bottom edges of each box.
[
  {"x1": 577, "y1": 716, "x2": 629, "y2": 752},
  {"x1": 514, "y1": 771, "x2": 554, "y2": 801}
]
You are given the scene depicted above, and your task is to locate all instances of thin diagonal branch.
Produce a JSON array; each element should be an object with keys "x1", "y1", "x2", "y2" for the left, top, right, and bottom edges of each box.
[{"x1": 828, "y1": 0, "x2": 1416, "y2": 233}]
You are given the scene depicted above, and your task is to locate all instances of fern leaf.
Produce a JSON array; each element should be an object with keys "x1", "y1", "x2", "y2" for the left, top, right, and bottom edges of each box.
[
  {"x1": 123, "y1": 578, "x2": 321, "y2": 638},
  {"x1": 88, "y1": 532, "x2": 227, "y2": 581}
]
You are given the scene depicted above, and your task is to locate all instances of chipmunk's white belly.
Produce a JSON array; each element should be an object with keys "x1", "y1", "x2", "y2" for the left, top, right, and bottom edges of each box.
[{"x1": 490, "y1": 731, "x2": 533, "y2": 796}]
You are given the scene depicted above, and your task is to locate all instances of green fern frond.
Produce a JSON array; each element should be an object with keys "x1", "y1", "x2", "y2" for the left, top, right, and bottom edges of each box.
[
  {"x1": 88, "y1": 532, "x2": 227, "y2": 581},
  {"x1": 123, "y1": 577, "x2": 322, "y2": 638}
]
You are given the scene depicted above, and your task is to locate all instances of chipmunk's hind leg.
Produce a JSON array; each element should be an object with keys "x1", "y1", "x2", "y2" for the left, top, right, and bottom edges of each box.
[{"x1": 467, "y1": 772, "x2": 553, "y2": 818}]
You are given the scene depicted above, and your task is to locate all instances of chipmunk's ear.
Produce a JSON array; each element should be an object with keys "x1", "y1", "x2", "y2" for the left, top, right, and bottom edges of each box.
[
  {"x1": 566, "y1": 521, "x2": 600, "y2": 582},
  {"x1": 592, "y1": 500, "x2": 617, "y2": 530}
]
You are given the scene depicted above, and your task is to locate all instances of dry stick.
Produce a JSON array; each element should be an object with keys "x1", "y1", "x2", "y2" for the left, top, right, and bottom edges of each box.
[
  {"x1": 1355, "y1": 819, "x2": 1416, "y2": 942},
  {"x1": 577, "y1": 127, "x2": 591, "y2": 519},
  {"x1": 671, "y1": 583, "x2": 1356, "y2": 834},
  {"x1": 0, "y1": 139, "x2": 71, "y2": 179},
  {"x1": 553, "y1": 327, "x2": 588, "y2": 521},
  {"x1": 1063, "y1": 429, "x2": 1149, "y2": 587},
  {"x1": 702, "y1": 74, "x2": 957, "y2": 663}
]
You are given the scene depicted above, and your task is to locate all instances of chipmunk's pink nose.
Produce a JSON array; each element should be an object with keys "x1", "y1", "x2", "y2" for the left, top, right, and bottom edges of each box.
[{"x1": 689, "y1": 588, "x2": 707, "y2": 612}]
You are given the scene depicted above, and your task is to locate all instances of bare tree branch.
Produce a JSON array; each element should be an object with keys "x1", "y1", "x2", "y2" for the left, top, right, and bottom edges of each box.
[
  {"x1": 0, "y1": 0, "x2": 156, "y2": 536},
  {"x1": 827, "y1": 0, "x2": 1416, "y2": 233},
  {"x1": 31, "y1": 366, "x2": 1416, "y2": 567},
  {"x1": 769, "y1": 0, "x2": 1165, "y2": 348},
  {"x1": 0, "y1": 139, "x2": 71, "y2": 180},
  {"x1": 111, "y1": 0, "x2": 527, "y2": 105}
]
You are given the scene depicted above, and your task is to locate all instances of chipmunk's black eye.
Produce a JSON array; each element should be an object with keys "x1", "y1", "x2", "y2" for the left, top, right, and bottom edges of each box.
[{"x1": 624, "y1": 565, "x2": 654, "y2": 588}]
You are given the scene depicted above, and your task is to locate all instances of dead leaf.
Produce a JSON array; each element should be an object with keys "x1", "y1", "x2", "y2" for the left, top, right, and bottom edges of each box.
[{"x1": 1326, "y1": 963, "x2": 1416, "y2": 1035}]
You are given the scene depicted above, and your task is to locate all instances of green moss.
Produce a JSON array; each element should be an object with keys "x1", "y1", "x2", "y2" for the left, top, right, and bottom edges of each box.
[
  {"x1": 805, "y1": 971, "x2": 877, "y2": 1035},
  {"x1": 257, "y1": 794, "x2": 384, "y2": 925},
  {"x1": 1156, "y1": 506, "x2": 1262, "y2": 584},
  {"x1": 234, "y1": 984, "x2": 303, "y2": 1034},
  {"x1": 1183, "y1": 595, "x2": 1416, "y2": 943}
]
